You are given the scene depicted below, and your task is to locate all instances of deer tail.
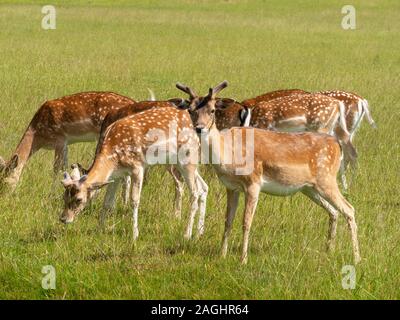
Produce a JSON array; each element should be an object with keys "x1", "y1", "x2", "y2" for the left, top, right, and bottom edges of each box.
[
  {"x1": 147, "y1": 88, "x2": 156, "y2": 101},
  {"x1": 362, "y1": 99, "x2": 377, "y2": 129},
  {"x1": 239, "y1": 106, "x2": 251, "y2": 127}
]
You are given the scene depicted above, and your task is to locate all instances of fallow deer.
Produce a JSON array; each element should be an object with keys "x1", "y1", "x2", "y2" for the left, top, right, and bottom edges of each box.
[
  {"x1": 316, "y1": 90, "x2": 376, "y2": 188},
  {"x1": 77, "y1": 99, "x2": 189, "y2": 217},
  {"x1": 61, "y1": 104, "x2": 208, "y2": 240},
  {"x1": 247, "y1": 94, "x2": 358, "y2": 188},
  {"x1": 176, "y1": 81, "x2": 361, "y2": 265},
  {"x1": 0, "y1": 91, "x2": 136, "y2": 192},
  {"x1": 317, "y1": 90, "x2": 377, "y2": 139},
  {"x1": 241, "y1": 89, "x2": 310, "y2": 108}
]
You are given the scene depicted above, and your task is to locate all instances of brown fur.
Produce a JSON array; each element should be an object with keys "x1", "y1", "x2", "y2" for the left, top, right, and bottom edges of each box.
[
  {"x1": 241, "y1": 89, "x2": 309, "y2": 108},
  {"x1": 61, "y1": 104, "x2": 208, "y2": 240},
  {"x1": 0, "y1": 91, "x2": 135, "y2": 191},
  {"x1": 176, "y1": 81, "x2": 361, "y2": 265}
]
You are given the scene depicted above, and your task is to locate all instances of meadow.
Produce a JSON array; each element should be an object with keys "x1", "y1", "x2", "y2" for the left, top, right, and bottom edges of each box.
[{"x1": 0, "y1": 0, "x2": 399, "y2": 299}]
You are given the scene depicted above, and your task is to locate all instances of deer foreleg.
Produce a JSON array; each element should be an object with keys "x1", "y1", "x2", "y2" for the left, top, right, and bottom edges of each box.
[
  {"x1": 241, "y1": 184, "x2": 260, "y2": 264},
  {"x1": 195, "y1": 171, "x2": 208, "y2": 237},
  {"x1": 99, "y1": 180, "x2": 121, "y2": 229},
  {"x1": 130, "y1": 166, "x2": 144, "y2": 240},
  {"x1": 221, "y1": 189, "x2": 240, "y2": 258},
  {"x1": 121, "y1": 175, "x2": 132, "y2": 206},
  {"x1": 167, "y1": 165, "x2": 185, "y2": 219},
  {"x1": 54, "y1": 141, "x2": 68, "y2": 174},
  {"x1": 179, "y1": 164, "x2": 199, "y2": 240}
]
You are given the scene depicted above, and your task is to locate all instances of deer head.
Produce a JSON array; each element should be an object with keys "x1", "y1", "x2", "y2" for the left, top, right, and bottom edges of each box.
[
  {"x1": 0, "y1": 155, "x2": 19, "y2": 192},
  {"x1": 60, "y1": 168, "x2": 111, "y2": 224},
  {"x1": 175, "y1": 80, "x2": 229, "y2": 134}
]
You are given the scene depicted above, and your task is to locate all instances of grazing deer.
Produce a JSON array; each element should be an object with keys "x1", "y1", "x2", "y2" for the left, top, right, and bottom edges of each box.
[
  {"x1": 77, "y1": 100, "x2": 189, "y2": 217},
  {"x1": 176, "y1": 81, "x2": 360, "y2": 265},
  {"x1": 0, "y1": 91, "x2": 136, "y2": 192},
  {"x1": 61, "y1": 104, "x2": 208, "y2": 240},
  {"x1": 241, "y1": 89, "x2": 309, "y2": 108}
]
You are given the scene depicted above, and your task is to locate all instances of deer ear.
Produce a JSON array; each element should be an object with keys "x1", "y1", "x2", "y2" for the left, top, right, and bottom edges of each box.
[
  {"x1": 169, "y1": 98, "x2": 190, "y2": 110},
  {"x1": 61, "y1": 172, "x2": 73, "y2": 187},
  {"x1": 8, "y1": 155, "x2": 18, "y2": 171},
  {"x1": 79, "y1": 175, "x2": 88, "y2": 183},
  {"x1": 76, "y1": 163, "x2": 89, "y2": 175},
  {"x1": 215, "y1": 98, "x2": 236, "y2": 109},
  {"x1": 88, "y1": 180, "x2": 114, "y2": 191},
  {"x1": 70, "y1": 164, "x2": 81, "y2": 181}
]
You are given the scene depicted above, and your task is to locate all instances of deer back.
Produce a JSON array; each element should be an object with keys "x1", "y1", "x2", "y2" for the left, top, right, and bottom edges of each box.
[
  {"x1": 241, "y1": 89, "x2": 309, "y2": 108},
  {"x1": 97, "y1": 104, "x2": 197, "y2": 167}
]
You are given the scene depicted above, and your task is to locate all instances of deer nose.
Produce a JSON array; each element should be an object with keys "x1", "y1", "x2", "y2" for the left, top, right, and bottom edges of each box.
[{"x1": 196, "y1": 126, "x2": 208, "y2": 134}]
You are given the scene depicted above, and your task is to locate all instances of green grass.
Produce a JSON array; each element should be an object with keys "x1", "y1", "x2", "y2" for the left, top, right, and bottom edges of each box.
[{"x1": 0, "y1": 0, "x2": 399, "y2": 299}]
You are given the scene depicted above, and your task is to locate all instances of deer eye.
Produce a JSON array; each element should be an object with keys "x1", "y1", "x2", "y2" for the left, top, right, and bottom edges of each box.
[{"x1": 210, "y1": 109, "x2": 215, "y2": 114}]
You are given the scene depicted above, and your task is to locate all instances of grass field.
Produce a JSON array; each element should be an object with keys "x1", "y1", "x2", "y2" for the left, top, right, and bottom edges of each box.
[{"x1": 0, "y1": 0, "x2": 399, "y2": 299}]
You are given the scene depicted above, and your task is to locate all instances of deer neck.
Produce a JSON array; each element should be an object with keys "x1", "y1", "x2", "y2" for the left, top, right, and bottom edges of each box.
[
  {"x1": 5, "y1": 127, "x2": 36, "y2": 188},
  {"x1": 85, "y1": 154, "x2": 116, "y2": 187},
  {"x1": 200, "y1": 127, "x2": 230, "y2": 167}
]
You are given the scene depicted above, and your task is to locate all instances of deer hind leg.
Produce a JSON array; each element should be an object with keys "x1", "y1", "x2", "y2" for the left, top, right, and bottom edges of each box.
[
  {"x1": 99, "y1": 179, "x2": 122, "y2": 229},
  {"x1": 221, "y1": 188, "x2": 240, "y2": 258},
  {"x1": 178, "y1": 164, "x2": 199, "y2": 240},
  {"x1": 315, "y1": 182, "x2": 361, "y2": 264},
  {"x1": 339, "y1": 157, "x2": 348, "y2": 190},
  {"x1": 54, "y1": 140, "x2": 68, "y2": 174},
  {"x1": 195, "y1": 171, "x2": 209, "y2": 237},
  {"x1": 241, "y1": 184, "x2": 260, "y2": 264},
  {"x1": 121, "y1": 175, "x2": 132, "y2": 207},
  {"x1": 167, "y1": 165, "x2": 185, "y2": 219},
  {"x1": 130, "y1": 166, "x2": 144, "y2": 240},
  {"x1": 302, "y1": 187, "x2": 339, "y2": 252}
]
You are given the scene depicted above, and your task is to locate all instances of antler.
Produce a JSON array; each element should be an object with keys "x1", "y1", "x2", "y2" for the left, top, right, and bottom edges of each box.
[
  {"x1": 176, "y1": 83, "x2": 198, "y2": 99},
  {"x1": 209, "y1": 80, "x2": 229, "y2": 98}
]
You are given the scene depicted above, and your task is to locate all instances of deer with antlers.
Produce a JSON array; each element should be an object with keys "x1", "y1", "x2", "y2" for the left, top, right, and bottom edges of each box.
[
  {"x1": 176, "y1": 81, "x2": 361, "y2": 265},
  {"x1": 60, "y1": 103, "x2": 208, "y2": 240},
  {"x1": 0, "y1": 91, "x2": 137, "y2": 192}
]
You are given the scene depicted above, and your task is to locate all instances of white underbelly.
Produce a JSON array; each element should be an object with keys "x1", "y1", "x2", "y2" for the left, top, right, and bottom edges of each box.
[
  {"x1": 275, "y1": 125, "x2": 307, "y2": 132},
  {"x1": 275, "y1": 116, "x2": 307, "y2": 132},
  {"x1": 66, "y1": 132, "x2": 98, "y2": 144},
  {"x1": 260, "y1": 176, "x2": 303, "y2": 196}
]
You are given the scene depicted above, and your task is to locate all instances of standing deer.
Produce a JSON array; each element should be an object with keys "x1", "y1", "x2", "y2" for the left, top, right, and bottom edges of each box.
[
  {"x1": 245, "y1": 94, "x2": 357, "y2": 189},
  {"x1": 317, "y1": 90, "x2": 376, "y2": 188},
  {"x1": 317, "y1": 90, "x2": 376, "y2": 140},
  {"x1": 221, "y1": 89, "x2": 375, "y2": 189},
  {"x1": 176, "y1": 81, "x2": 360, "y2": 265},
  {"x1": 211, "y1": 89, "x2": 310, "y2": 130},
  {"x1": 60, "y1": 104, "x2": 208, "y2": 240},
  {"x1": 0, "y1": 91, "x2": 136, "y2": 192}
]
